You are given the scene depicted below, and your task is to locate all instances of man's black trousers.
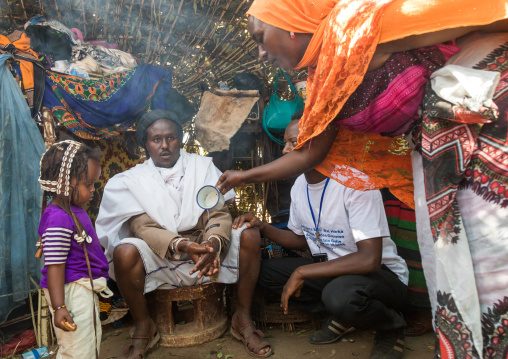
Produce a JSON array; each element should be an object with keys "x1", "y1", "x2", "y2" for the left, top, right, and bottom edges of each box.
[{"x1": 258, "y1": 257, "x2": 407, "y2": 330}]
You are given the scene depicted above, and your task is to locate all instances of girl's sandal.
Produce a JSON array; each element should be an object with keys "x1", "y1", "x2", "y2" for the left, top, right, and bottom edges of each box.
[{"x1": 124, "y1": 323, "x2": 160, "y2": 359}]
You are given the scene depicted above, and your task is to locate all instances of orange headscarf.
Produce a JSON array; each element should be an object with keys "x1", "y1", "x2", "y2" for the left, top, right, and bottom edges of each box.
[{"x1": 248, "y1": 0, "x2": 508, "y2": 207}]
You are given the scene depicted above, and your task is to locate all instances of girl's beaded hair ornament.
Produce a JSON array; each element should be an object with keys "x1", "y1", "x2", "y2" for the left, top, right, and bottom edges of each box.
[{"x1": 38, "y1": 140, "x2": 82, "y2": 197}]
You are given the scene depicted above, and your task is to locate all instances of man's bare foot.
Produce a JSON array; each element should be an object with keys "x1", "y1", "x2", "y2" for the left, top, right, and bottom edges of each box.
[
  {"x1": 124, "y1": 318, "x2": 160, "y2": 359},
  {"x1": 230, "y1": 311, "x2": 272, "y2": 357}
]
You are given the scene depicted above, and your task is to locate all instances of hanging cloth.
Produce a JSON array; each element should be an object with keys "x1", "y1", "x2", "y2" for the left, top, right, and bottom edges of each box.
[{"x1": 0, "y1": 54, "x2": 46, "y2": 323}]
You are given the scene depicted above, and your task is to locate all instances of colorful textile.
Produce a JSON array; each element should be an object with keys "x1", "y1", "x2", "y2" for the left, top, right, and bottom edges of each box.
[
  {"x1": 338, "y1": 44, "x2": 459, "y2": 136},
  {"x1": 381, "y1": 189, "x2": 429, "y2": 310},
  {"x1": 0, "y1": 32, "x2": 38, "y2": 89},
  {"x1": 420, "y1": 80, "x2": 502, "y2": 244},
  {"x1": 0, "y1": 31, "x2": 45, "y2": 116},
  {"x1": 42, "y1": 63, "x2": 172, "y2": 140},
  {"x1": 314, "y1": 44, "x2": 458, "y2": 207},
  {"x1": 247, "y1": 0, "x2": 508, "y2": 207},
  {"x1": 413, "y1": 33, "x2": 508, "y2": 358},
  {"x1": 315, "y1": 127, "x2": 415, "y2": 208}
]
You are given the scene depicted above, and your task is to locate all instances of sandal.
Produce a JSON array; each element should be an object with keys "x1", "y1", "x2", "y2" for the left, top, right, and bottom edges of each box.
[
  {"x1": 308, "y1": 317, "x2": 355, "y2": 344},
  {"x1": 124, "y1": 322, "x2": 160, "y2": 359},
  {"x1": 406, "y1": 321, "x2": 433, "y2": 337},
  {"x1": 230, "y1": 323, "x2": 272, "y2": 358}
]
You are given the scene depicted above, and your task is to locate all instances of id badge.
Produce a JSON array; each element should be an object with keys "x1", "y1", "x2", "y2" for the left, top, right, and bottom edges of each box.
[{"x1": 312, "y1": 253, "x2": 328, "y2": 263}]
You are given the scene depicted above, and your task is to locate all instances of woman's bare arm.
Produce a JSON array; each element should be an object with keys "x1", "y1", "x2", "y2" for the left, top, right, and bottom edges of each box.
[{"x1": 216, "y1": 124, "x2": 338, "y2": 194}]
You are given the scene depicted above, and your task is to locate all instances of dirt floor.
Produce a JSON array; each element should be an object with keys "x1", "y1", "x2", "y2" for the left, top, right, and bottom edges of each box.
[{"x1": 99, "y1": 321, "x2": 436, "y2": 359}]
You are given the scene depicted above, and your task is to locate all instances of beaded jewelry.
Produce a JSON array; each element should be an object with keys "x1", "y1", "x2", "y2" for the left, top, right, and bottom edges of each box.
[
  {"x1": 53, "y1": 304, "x2": 67, "y2": 313},
  {"x1": 38, "y1": 140, "x2": 83, "y2": 196}
]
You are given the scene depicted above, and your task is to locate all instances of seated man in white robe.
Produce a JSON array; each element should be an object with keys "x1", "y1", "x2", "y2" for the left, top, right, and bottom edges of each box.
[{"x1": 96, "y1": 110, "x2": 271, "y2": 358}]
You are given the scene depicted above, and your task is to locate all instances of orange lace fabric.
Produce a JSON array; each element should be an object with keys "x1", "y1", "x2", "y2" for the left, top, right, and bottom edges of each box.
[
  {"x1": 315, "y1": 131, "x2": 413, "y2": 208},
  {"x1": 295, "y1": 0, "x2": 417, "y2": 206}
]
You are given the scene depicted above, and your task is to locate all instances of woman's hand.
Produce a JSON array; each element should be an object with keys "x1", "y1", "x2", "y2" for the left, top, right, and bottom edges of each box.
[
  {"x1": 232, "y1": 212, "x2": 265, "y2": 231},
  {"x1": 54, "y1": 308, "x2": 77, "y2": 332},
  {"x1": 281, "y1": 269, "x2": 305, "y2": 315},
  {"x1": 216, "y1": 170, "x2": 247, "y2": 195}
]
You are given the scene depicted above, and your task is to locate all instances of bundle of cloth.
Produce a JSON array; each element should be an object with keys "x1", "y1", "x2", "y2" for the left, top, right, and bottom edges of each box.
[
  {"x1": 24, "y1": 15, "x2": 138, "y2": 79},
  {"x1": 0, "y1": 30, "x2": 45, "y2": 117}
]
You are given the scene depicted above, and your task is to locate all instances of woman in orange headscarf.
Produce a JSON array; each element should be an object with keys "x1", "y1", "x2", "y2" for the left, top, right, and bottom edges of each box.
[{"x1": 216, "y1": 1, "x2": 508, "y2": 358}]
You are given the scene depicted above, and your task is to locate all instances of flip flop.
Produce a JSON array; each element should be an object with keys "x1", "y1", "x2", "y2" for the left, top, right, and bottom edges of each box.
[
  {"x1": 124, "y1": 323, "x2": 160, "y2": 359},
  {"x1": 230, "y1": 324, "x2": 272, "y2": 358}
]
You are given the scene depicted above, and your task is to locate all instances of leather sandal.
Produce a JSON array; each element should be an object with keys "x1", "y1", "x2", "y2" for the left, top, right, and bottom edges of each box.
[
  {"x1": 230, "y1": 323, "x2": 272, "y2": 358},
  {"x1": 124, "y1": 323, "x2": 160, "y2": 359}
]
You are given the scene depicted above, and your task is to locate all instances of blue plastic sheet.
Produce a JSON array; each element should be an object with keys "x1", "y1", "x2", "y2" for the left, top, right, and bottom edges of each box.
[{"x1": 0, "y1": 54, "x2": 45, "y2": 323}]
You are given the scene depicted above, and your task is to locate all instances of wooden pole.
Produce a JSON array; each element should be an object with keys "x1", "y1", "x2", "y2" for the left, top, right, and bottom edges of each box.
[{"x1": 40, "y1": 294, "x2": 52, "y2": 348}]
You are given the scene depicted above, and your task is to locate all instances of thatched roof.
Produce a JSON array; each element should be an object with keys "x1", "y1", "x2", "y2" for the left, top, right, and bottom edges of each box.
[{"x1": 1, "y1": 0, "x2": 307, "y2": 103}]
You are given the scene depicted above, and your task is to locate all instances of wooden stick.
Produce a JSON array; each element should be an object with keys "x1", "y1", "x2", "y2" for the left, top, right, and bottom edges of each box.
[
  {"x1": 123, "y1": 0, "x2": 135, "y2": 50},
  {"x1": 29, "y1": 292, "x2": 39, "y2": 348},
  {"x1": 145, "y1": 0, "x2": 154, "y2": 61},
  {"x1": 81, "y1": 0, "x2": 86, "y2": 37},
  {"x1": 19, "y1": 0, "x2": 28, "y2": 19},
  {"x1": 103, "y1": 0, "x2": 109, "y2": 37},
  {"x1": 37, "y1": 289, "x2": 42, "y2": 348},
  {"x1": 53, "y1": 0, "x2": 61, "y2": 20},
  {"x1": 164, "y1": 0, "x2": 184, "y2": 43}
]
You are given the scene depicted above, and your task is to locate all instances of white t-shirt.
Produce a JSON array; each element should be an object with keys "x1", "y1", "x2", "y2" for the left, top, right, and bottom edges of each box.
[{"x1": 288, "y1": 175, "x2": 408, "y2": 285}]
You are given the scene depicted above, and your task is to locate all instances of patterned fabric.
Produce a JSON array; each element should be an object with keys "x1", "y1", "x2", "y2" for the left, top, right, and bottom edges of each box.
[
  {"x1": 414, "y1": 36, "x2": 508, "y2": 358},
  {"x1": 314, "y1": 44, "x2": 459, "y2": 208},
  {"x1": 315, "y1": 117, "x2": 414, "y2": 208},
  {"x1": 41, "y1": 227, "x2": 73, "y2": 265},
  {"x1": 382, "y1": 189, "x2": 429, "y2": 310},
  {"x1": 420, "y1": 75, "x2": 505, "y2": 244},
  {"x1": 85, "y1": 132, "x2": 145, "y2": 223},
  {"x1": 338, "y1": 44, "x2": 459, "y2": 136},
  {"x1": 42, "y1": 63, "x2": 172, "y2": 140}
]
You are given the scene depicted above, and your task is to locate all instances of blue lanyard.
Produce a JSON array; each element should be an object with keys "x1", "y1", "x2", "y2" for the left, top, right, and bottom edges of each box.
[{"x1": 307, "y1": 178, "x2": 330, "y2": 236}]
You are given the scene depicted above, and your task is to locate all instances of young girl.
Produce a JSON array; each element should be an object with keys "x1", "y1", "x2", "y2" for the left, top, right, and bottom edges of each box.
[{"x1": 37, "y1": 140, "x2": 110, "y2": 359}]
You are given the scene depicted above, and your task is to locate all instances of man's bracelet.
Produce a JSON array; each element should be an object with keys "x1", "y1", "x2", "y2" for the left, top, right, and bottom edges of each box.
[
  {"x1": 206, "y1": 235, "x2": 223, "y2": 254},
  {"x1": 173, "y1": 237, "x2": 189, "y2": 255},
  {"x1": 53, "y1": 305, "x2": 66, "y2": 313}
]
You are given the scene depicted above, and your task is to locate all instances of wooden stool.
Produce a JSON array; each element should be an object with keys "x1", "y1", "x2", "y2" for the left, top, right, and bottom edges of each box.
[{"x1": 146, "y1": 283, "x2": 227, "y2": 347}]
